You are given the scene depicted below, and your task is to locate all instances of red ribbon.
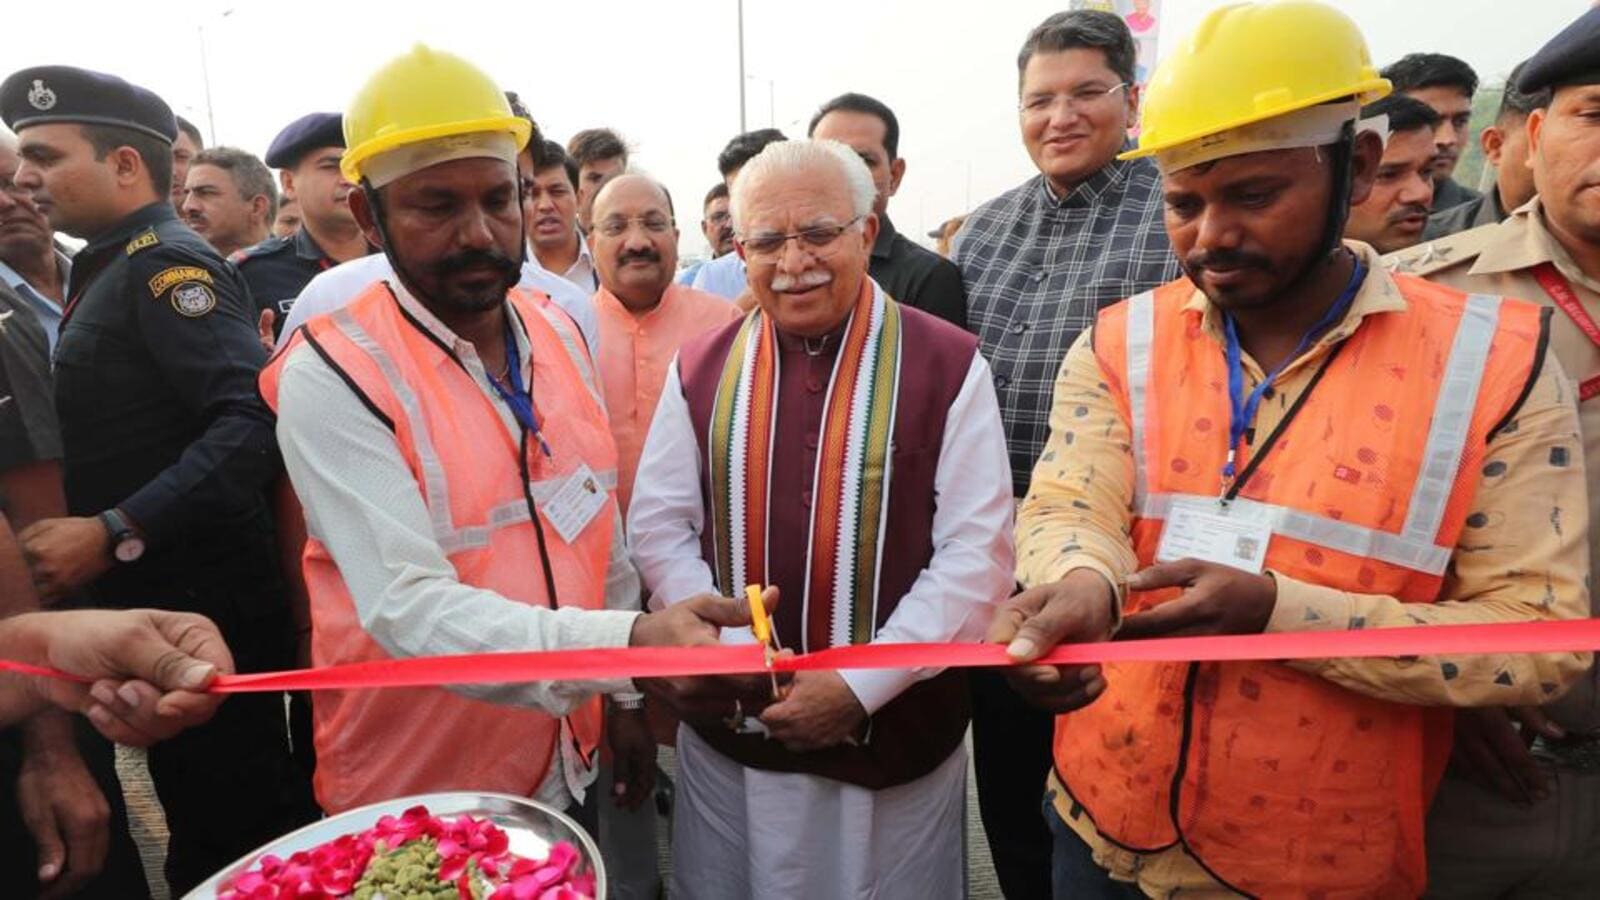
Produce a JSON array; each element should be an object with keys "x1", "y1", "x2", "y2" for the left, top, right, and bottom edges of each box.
[{"x1": 6, "y1": 619, "x2": 1599, "y2": 693}]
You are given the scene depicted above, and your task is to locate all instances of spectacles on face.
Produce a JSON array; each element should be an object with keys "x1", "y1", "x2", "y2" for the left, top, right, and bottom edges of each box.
[
  {"x1": 595, "y1": 213, "x2": 674, "y2": 237},
  {"x1": 737, "y1": 216, "x2": 862, "y2": 262},
  {"x1": 706, "y1": 210, "x2": 731, "y2": 226},
  {"x1": 1019, "y1": 82, "x2": 1129, "y2": 120}
]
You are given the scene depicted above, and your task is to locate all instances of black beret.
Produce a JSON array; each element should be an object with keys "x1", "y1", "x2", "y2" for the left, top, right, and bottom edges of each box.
[
  {"x1": 0, "y1": 65, "x2": 176, "y2": 144},
  {"x1": 1517, "y1": 6, "x2": 1600, "y2": 94},
  {"x1": 264, "y1": 112, "x2": 344, "y2": 169}
]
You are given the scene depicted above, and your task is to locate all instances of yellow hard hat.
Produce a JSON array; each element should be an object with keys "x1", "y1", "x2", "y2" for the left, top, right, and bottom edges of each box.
[
  {"x1": 341, "y1": 44, "x2": 532, "y2": 184},
  {"x1": 1123, "y1": 1, "x2": 1390, "y2": 161}
]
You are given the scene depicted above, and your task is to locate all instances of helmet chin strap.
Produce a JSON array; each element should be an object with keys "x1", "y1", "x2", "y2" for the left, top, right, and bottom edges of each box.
[
  {"x1": 362, "y1": 180, "x2": 420, "y2": 301},
  {"x1": 1277, "y1": 123, "x2": 1358, "y2": 299}
]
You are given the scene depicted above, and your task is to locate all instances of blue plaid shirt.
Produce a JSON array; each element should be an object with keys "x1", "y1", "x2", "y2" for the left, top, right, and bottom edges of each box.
[{"x1": 955, "y1": 155, "x2": 1178, "y2": 496}]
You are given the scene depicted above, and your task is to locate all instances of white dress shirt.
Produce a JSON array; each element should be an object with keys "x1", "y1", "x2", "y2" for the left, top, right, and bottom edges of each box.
[
  {"x1": 275, "y1": 280, "x2": 639, "y2": 807},
  {"x1": 546, "y1": 234, "x2": 598, "y2": 296},
  {"x1": 278, "y1": 250, "x2": 601, "y2": 360},
  {"x1": 627, "y1": 351, "x2": 1015, "y2": 714}
]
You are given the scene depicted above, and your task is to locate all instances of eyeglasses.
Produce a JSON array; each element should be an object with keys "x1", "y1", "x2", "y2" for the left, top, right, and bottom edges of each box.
[
  {"x1": 737, "y1": 216, "x2": 862, "y2": 261},
  {"x1": 1019, "y1": 82, "x2": 1129, "y2": 119},
  {"x1": 594, "y1": 214, "x2": 674, "y2": 237},
  {"x1": 706, "y1": 210, "x2": 731, "y2": 225}
]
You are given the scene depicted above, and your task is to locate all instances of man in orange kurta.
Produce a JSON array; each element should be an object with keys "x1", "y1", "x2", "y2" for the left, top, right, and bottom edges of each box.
[
  {"x1": 585, "y1": 173, "x2": 739, "y2": 898},
  {"x1": 589, "y1": 174, "x2": 741, "y2": 515}
]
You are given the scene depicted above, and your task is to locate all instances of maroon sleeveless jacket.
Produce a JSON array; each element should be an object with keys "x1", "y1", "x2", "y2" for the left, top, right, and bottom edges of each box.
[{"x1": 674, "y1": 298, "x2": 979, "y2": 789}]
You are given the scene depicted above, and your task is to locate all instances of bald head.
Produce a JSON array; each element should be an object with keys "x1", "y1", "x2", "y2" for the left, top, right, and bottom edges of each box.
[
  {"x1": 592, "y1": 173, "x2": 673, "y2": 223},
  {"x1": 588, "y1": 173, "x2": 680, "y2": 312}
]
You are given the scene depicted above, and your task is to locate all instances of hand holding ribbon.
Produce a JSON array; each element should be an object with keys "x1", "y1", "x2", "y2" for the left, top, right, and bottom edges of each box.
[
  {"x1": 628, "y1": 587, "x2": 781, "y2": 726},
  {"x1": 987, "y1": 569, "x2": 1116, "y2": 714}
]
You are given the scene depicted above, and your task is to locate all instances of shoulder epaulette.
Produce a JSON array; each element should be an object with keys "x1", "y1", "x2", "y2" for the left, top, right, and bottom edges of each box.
[
  {"x1": 1381, "y1": 226, "x2": 1498, "y2": 277},
  {"x1": 124, "y1": 228, "x2": 160, "y2": 255}
]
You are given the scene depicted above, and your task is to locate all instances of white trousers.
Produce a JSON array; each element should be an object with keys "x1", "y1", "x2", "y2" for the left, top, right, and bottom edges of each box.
[{"x1": 670, "y1": 724, "x2": 966, "y2": 900}]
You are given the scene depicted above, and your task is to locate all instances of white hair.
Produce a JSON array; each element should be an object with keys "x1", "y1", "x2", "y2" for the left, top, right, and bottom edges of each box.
[{"x1": 729, "y1": 138, "x2": 876, "y2": 234}]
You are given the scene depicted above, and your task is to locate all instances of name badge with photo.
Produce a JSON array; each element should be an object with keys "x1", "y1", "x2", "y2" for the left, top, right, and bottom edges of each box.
[
  {"x1": 541, "y1": 463, "x2": 608, "y2": 544},
  {"x1": 1155, "y1": 496, "x2": 1273, "y2": 574}
]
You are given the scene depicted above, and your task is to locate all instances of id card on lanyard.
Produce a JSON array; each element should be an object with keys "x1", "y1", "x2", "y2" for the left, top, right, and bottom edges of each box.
[
  {"x1": 1532, "y1": 262, "x2": 1600, "y2": 402},
  {"x1": 1155, "y1": 258, "x2": 1367, "y2": 574},
  {"x1": 486, "y1": 323, "x2": 605, "y2": 542}
]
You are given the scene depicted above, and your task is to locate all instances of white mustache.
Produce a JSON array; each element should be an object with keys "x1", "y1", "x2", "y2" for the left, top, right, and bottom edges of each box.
[{"x1": 771, "y1": 270, "x2": 833, "y2": 292}]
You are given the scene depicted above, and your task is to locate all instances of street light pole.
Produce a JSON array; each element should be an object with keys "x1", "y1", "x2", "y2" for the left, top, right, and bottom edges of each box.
[
  {"x1": 196, "y1": 8, "x2": 234, "y2": 145},
  {"x1": 737, "y1": 0, "x2": 747, "y2": 132}
]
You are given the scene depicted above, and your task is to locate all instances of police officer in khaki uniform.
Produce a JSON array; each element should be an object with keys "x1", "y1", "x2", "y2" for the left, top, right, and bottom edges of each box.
[
  {"x1": 1386, "y1": 9, "x2": 1600, "y2": 895},
  {"x1": 0, "y1": 65, "x2": 317, "y2": 893}
]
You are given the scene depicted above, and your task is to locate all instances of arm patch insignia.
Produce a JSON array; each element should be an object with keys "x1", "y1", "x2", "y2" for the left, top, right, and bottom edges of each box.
[
  {"x1": 169, "y1": 281, "x2": 217, "y2": 317},
  {"x1": 148, "y1": 266, "x2": 214, "y2": 297}
]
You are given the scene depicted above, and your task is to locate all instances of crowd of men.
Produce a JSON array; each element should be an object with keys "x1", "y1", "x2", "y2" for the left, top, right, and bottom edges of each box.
[{"x1": 1, "y1": 2, "x2": 1600, "y2": 898}]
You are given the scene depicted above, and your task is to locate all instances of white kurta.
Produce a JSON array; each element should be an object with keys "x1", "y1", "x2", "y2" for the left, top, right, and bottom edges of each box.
[{"x1": 628, "y1": 351, "x2": 1015, "y2": 899}]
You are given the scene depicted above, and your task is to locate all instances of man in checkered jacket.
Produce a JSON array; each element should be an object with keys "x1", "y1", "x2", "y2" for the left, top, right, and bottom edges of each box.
[{"x1": 952, "y1": 10, "x2": 1178, "y2": 898}]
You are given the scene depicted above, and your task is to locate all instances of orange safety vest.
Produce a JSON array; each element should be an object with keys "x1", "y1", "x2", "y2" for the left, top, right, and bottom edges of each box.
[
  {"x1": 260, "y1": 282, "x2": 615, "y2": 814},
  {"x1": 1057, "y1": 274, "x2": 1547, "y2": 898}
]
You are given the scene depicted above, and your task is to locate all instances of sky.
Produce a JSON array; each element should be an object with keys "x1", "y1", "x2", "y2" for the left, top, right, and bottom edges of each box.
[{"x1": 8, "y1": 0, "x2": 1589, "y2": 259}]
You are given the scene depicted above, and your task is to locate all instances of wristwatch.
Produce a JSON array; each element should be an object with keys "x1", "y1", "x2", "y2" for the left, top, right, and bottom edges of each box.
[
  {"x1": 98, "y1": 509, "x2": 146, "y2": 564},
  {"x1": 608, "y1": 695, "x2": 645, "y2": 711}
]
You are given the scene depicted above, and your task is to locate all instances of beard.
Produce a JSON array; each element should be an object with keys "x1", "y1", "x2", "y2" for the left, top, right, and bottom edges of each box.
[{"x1": 427, "y1": 246, "x2": 523, "y2": 313}]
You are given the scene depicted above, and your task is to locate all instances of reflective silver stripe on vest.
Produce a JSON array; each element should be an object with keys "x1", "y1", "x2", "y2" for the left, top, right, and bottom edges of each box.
[
  {"x1": 527, "y1": 301, "x2": 606, "y2": 411},
  {"x1": 1125, "y1": 291, "x2": 1155, "y2": 506},
  {"x1": 436, "y1": 469, "x2": 621, "y2": 553},
  {"x1": 1124, "y1": 292, "x2": 1505, "y2": 578},
  {"x1": 330, "y1": 309, "x2": 457, "y2": 546},
  {"x1": 1401, "y1": 293, "x2": 1501, "y2": 543},
  {"x1": 327, "y1": 309, "x2": 622, "y2": 555},
  {"x1": 1137, "y1": 492, "x2": 1453, "y2": 576},
  {"x1": 437, "y1": 500, "x2": 533, "y2": 554}
]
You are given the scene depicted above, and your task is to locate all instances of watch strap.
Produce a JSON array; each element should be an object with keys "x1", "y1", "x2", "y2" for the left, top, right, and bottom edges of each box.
[{"x1": 98, "y1": 509, "x2": 132, "y2": 542}]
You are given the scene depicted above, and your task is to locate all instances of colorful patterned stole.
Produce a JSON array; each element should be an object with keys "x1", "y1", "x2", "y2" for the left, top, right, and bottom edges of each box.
[{"x1": 708, "y1": 280, "x2": 903, "y2": 651}]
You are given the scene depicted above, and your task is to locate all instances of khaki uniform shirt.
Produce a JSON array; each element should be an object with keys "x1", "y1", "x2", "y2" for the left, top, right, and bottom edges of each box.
[{"x1": 1386, "y1": 198, "x2": 1600, "y2": 734}]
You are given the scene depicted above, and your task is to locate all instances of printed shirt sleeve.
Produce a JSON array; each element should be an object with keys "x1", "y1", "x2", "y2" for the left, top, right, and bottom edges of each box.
[{"x1": 1014, "y1": 328, "x2": 1139, "y2": 617}]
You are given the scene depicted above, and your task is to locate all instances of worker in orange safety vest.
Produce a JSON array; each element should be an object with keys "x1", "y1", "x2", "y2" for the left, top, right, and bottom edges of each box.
[
  {"x1": 986, "y1": 2, "x2": 1593, "y2": 897},
  {"x1": 260, "y1": 45, "x2": 775, "y2": 819}
]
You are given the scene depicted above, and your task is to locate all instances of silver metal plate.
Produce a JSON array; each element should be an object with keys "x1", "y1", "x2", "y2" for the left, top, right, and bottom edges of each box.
[{"x1": 185, "y1": 791, "x2": 605, "y2": 898}]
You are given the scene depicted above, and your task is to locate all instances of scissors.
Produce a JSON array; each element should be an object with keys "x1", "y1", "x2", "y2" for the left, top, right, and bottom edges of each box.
[{"x1": 746, "y1": 584, "x2": 783, "y2": 699}]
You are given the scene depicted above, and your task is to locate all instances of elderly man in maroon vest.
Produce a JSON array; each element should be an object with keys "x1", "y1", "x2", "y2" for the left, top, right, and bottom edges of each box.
[{"x1": 629, "y1": 139, "x2": 1014, "y2": 898}]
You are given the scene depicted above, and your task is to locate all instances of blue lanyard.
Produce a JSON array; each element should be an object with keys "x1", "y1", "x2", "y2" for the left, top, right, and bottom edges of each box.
[
  {"x1": 1221, "y1": 257, "x2": 1366, "y2": 490},
  {"x1": 487, "y1": 323, "x2": 552, "y2": 458}
]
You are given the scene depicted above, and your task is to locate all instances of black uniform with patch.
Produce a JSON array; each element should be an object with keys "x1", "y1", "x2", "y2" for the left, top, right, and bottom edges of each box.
[
  {"x1": 231, "y1": 227, "x2": 338, "y2": 340},
  {"x1": 53, "y1": 201, "x2": 318, "y2": 891}
]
